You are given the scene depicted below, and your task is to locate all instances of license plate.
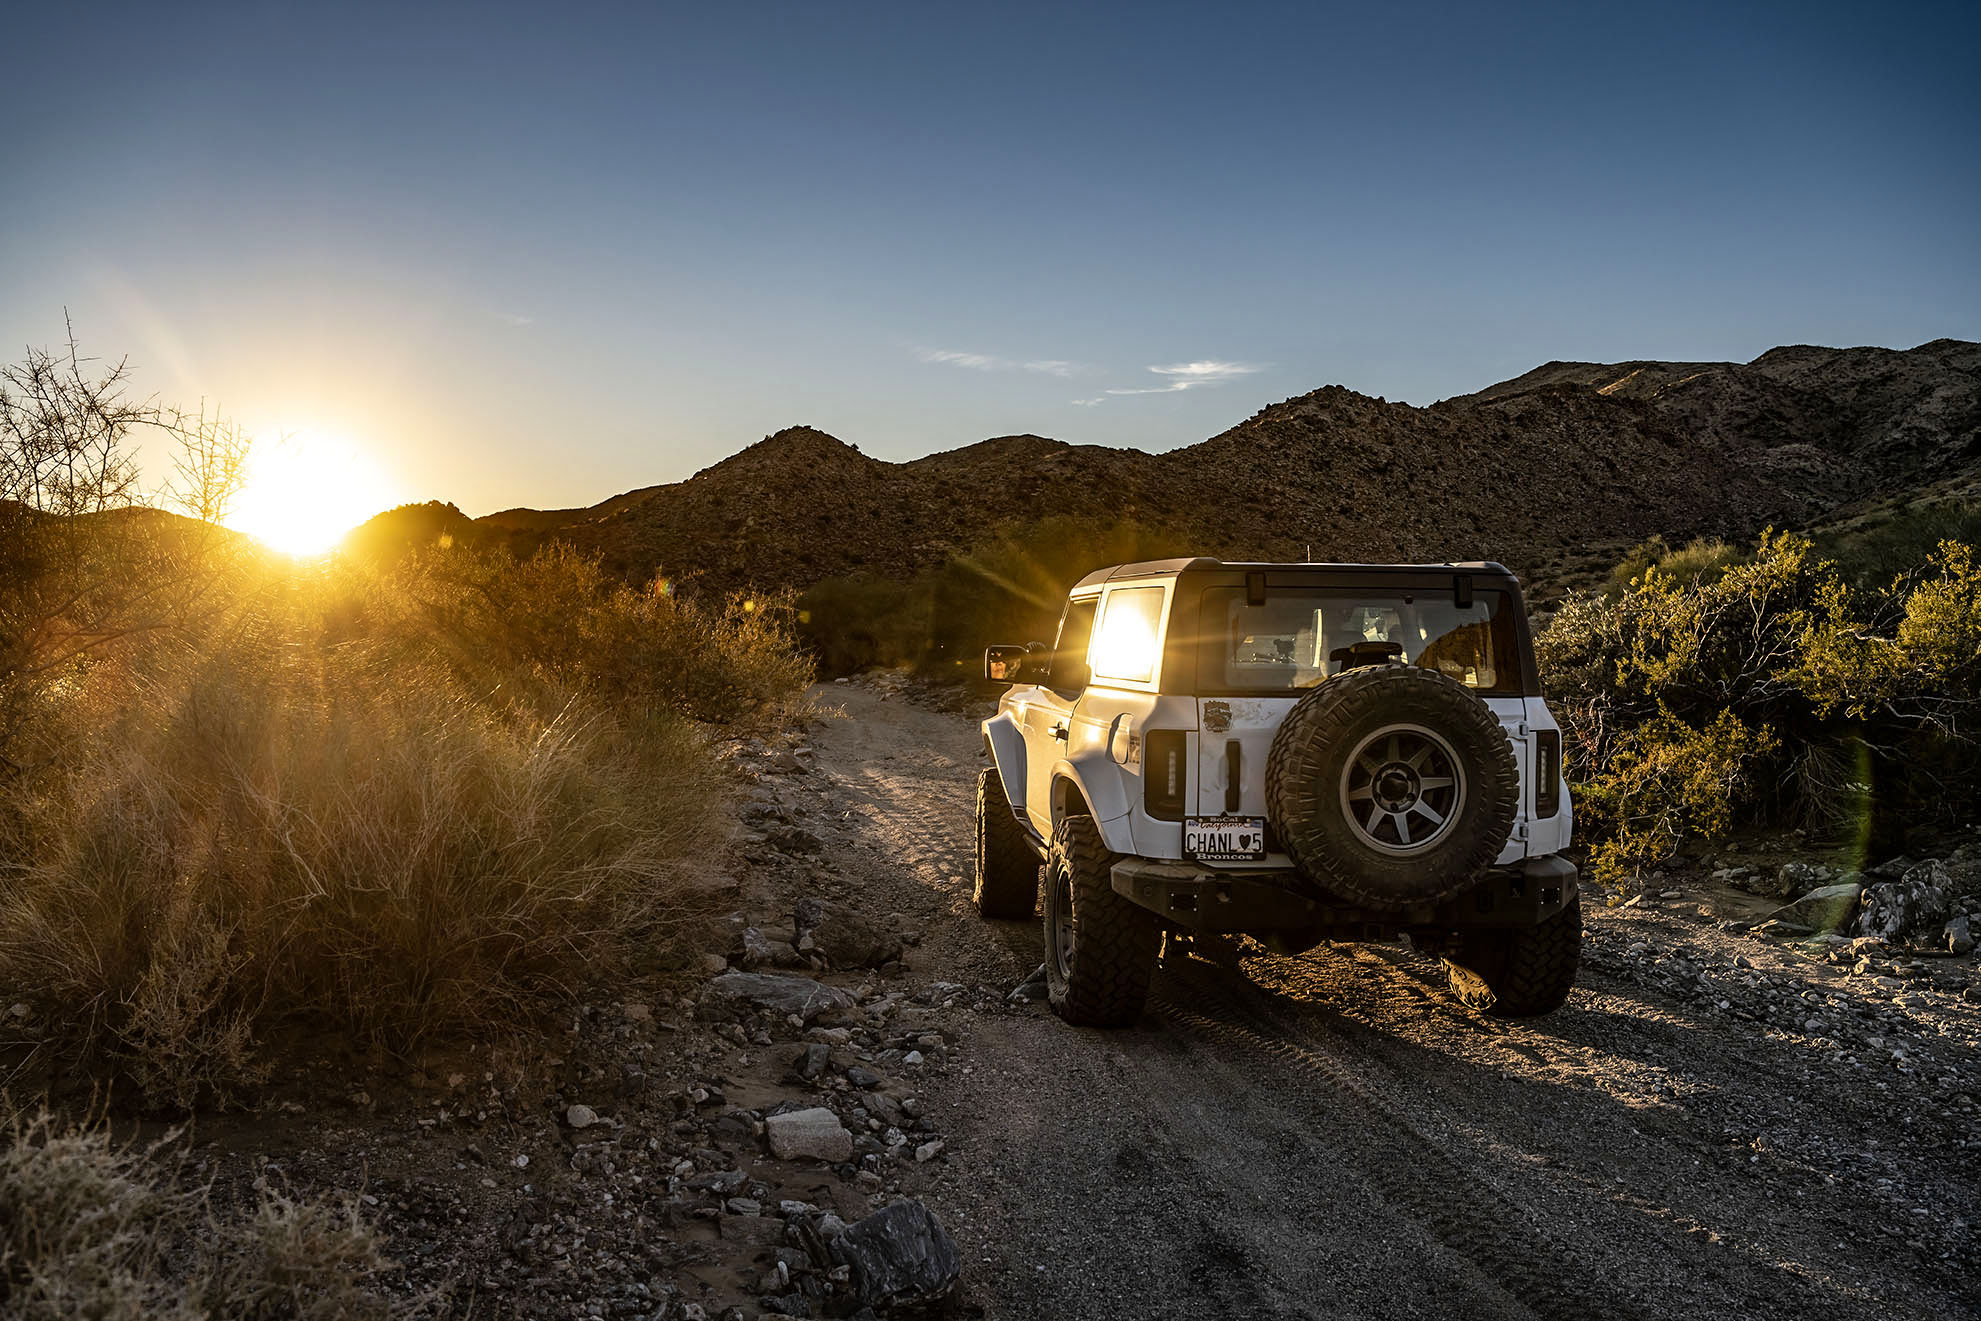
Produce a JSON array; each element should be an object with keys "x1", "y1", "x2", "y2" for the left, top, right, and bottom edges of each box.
[{"x1": 1184, "y1": 816, "x2": 1268, "y2": 862}]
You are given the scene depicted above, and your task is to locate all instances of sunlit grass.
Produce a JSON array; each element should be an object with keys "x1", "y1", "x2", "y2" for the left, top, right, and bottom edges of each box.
[{"x1": 0, "y1": 544, "x2": 813, "y2": 1108}]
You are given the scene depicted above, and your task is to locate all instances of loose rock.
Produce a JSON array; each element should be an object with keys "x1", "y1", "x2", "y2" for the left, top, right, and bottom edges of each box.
[
  {"x1": 765, "y1": 1107, "x2": 853, "y2": 1162},
  {"x1": 700, "y1": 972, "x2": 856, "y2": 1024},
  {"x1": 829, "y1": 1198, "x2": 962, "y2": 1307},
  {"x1": 794, "y1": 898, "x2": 904, "y2": 969},
  {"x1": 1762, "y1": 883, "x2": 1863, "y2": 935},
  {"x1": 1859, "y1": 862, "x2": 1955, "y2": 947}
]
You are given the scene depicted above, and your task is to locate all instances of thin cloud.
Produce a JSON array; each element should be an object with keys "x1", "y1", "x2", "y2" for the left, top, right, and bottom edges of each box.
[
  {"x1": 1104, "y1": 360, "x2": 1264, "y2": 396},
  {"x1": 916, "y1": 347, "x2": 1086, "y2": 377},
  {"x1": 498, "y1": 311, "x2": 535, "y2": 327},
  {"x1": 920, "y1": 348, "x2": 1003, "y2": 370},
  {"x1": 1071, "y1": 396, "x2": 1105, "y2": 407}
]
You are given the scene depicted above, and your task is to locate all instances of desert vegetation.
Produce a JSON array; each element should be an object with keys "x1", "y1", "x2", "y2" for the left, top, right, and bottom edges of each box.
[
  {"x1": 797, "y1": 514, "x2": 1195, "y2": 676},
  {"x1": 1539, "y1": 522, "x2": 1981, "y2": 880},
  {"x1": 1, "y1": 1107, "x2": 434, "y2": 1319},
  {"x1": 0, "y1": 339, "x2": 814, "y2": 1112}
]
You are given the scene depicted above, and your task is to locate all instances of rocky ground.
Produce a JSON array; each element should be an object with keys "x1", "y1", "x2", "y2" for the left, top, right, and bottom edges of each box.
[{"x1": 23, "y1": 670, "x2": 1978, "y2": 1319}]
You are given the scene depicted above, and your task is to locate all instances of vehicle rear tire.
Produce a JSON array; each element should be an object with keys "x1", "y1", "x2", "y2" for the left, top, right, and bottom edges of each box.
[
  {"x1": 1265, "y1": 666, "x2": 1519, "y2": 911},
  {"x1": 1043, "y1": 815, "x2": 1158, "y2": 1027},
  {"x1": 974, "y1": 769, "x2": 1037, "y2": 918},
  {"x1": 1441, "y1": 895, "x2": 1582, "y2": 1016}
]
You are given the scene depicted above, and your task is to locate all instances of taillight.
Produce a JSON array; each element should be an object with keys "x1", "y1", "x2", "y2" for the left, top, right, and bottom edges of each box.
[
  {"x1": 1534, "y1": 728, "x2": 1562, "y2": 819},
  {"x1": 1144, "y1": 730, "x2": 1187, "y2": 820}
]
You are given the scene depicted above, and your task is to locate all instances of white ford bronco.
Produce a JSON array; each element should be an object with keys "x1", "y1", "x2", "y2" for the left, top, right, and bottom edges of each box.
[{"x1": 975, "y1": 558, "x2": 1579, "y2": 1026}]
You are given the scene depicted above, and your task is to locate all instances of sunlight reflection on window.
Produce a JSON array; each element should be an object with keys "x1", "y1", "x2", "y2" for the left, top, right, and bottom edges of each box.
[{"x1": 1090, "y1": 586, "x2": 1165, "y2": 682}]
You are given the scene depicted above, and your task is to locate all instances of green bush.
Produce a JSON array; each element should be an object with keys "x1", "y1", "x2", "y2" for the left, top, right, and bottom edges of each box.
[
  {"x1": 1601, "y1": 535, "x2": 1741, "y2": 598},
  {"x1": 1539, "y1": 531, "x2": 1981, "y2": 879},
  {"x1": 1814, "y1": 499, "x2": 1981, "y2": 589}
]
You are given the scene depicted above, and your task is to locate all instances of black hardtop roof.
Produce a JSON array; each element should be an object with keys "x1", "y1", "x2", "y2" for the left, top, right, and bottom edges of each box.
[{"x1": 1070, "y1": 557, "x2": 1516, "y2": 592}]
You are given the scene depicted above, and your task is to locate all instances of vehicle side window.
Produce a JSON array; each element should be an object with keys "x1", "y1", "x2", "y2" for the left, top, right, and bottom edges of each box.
[
  {"x1": 1091, "y1": 585, "x2": 1166, "y2": 683},
  {"x1": 1051, "y1": 597, "x2": 1099, "y2": 690}
]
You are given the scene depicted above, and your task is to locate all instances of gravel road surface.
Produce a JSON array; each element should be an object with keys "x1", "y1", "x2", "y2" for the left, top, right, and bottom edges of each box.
[{"x1": 811, "y1": 680, "x2": 1979, "y2": 1321}]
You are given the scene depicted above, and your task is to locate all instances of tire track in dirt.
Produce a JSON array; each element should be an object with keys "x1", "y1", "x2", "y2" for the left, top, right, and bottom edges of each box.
[
  {"x1": 808, "y1": 683, "x2": 1974, "y2": 1320},
  {"x1": 1154, "y1": 958, "x2": 1661, "y2": 1321}
]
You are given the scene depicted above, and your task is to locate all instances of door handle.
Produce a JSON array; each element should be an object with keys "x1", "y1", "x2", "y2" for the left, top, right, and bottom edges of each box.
[{"x1": 1051, "y1": 723, "x2": 1069, "y2": 741}]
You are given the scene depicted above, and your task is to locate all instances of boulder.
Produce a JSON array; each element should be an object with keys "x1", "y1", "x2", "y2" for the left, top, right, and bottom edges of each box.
[
  {"x1": 1947, "y1": 914, "x2": 1974, "y2": 956},
  {"x1": 765, "y1": 1107, "x2": 852, "y2": 1162},
  {"x1": 829, "y1": 1199, "x2": 962, "y2": 1307},
  {"x1": 1761, "y1": 883, "x2": 1863, "y2": 935},
  {"x1": 1772, "y1": 861, "x2": 1825, "y2": 900},
  {"x1": 700, "y1": 972, "x2": 855, "y2": 1023},
  {"x1": 1858, "y1": 862, "x2": 1956, "y2": 946},
  {"x1": 793, "y1": 898, "x2": 902, "y2": 969}
]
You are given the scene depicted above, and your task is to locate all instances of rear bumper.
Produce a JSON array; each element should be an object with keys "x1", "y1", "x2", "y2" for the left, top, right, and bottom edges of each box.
[{"x1": 1109, "y1": 853, "x2": 1578, "y2": 938}]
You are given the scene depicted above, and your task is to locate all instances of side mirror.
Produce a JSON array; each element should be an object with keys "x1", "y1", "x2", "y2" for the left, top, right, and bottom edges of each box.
[{"x1": 984, "y1": 644, "x2": 1041, "y2": 684}]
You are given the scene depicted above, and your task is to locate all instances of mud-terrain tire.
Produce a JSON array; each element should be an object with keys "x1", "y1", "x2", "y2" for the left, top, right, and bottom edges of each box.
[
  {"x1": 1443, "y1": 895, "x2": 1583, "y2": 1016},
  {"x1": 1265, "y1": 666, "x2": 1519, "y2": 911},
  {"x1": 974, "y1": 769, "x2": 1037, "y2": 918},
  {"x1": 1042, "y1": 815, "x2": 1158, "y2": 1027}
]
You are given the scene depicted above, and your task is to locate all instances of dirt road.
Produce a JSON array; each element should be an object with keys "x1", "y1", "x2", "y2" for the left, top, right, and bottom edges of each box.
[{"x1": 809, "y1": 681, "x2": 1979, "y2": 1321}]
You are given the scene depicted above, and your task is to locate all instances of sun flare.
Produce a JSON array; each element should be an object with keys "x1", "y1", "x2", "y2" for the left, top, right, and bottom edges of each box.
[{"x1": 227, "y1": 430, "x2": 402, "y2": 557}]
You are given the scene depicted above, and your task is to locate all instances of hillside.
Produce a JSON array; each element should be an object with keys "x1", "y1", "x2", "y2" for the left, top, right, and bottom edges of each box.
[{"x1": 441, "y1": 339, "x2": 1979, "y2": 598}]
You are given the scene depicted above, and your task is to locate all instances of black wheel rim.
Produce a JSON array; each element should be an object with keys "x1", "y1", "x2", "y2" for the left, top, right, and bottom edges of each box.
[
  {"x1": 1338, "y1": 722, "x2": 1465, "y2": 856},
  {"x1": 1047, "y1": 861, "x2": 1075, "y2": 979}
]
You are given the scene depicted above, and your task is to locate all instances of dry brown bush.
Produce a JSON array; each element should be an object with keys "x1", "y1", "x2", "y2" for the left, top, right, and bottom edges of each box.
[
  {"x1": 0, "y1": 1107, "x2": 434, "y2": 1318},
  {"x1": 0, "y1": 543, "x2": 811, "y2": 1108}
]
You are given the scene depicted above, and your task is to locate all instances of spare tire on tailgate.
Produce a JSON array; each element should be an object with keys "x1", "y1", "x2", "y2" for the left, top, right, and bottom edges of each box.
[{"x1": 1264, "y1": 665, "x2": 1518, "y2": 910}]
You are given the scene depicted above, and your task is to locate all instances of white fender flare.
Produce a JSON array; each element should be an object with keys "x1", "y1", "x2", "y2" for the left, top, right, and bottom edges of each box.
[
  {"x1": 1051, "y1": 749, "x2": 1137, "y2": 855},
  {"x1": 981, "y1": 712, "x2": 1027, "y2": 812}
]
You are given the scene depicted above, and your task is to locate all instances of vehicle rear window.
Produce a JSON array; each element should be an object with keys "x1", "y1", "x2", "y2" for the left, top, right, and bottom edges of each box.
[{"x1": 1197, "y1": 587, "x2": 1521, "y2": 694}]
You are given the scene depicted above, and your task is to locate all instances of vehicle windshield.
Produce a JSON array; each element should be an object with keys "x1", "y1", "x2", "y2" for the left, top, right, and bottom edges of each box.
[{"x1": 1198, "y1": 586, "x2": 1521, "y2": 694}]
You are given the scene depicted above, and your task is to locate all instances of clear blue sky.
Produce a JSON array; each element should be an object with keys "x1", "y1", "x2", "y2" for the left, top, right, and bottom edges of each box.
[{"x1": 4, "y1": 0, "x2": 1976, "y2": 516}]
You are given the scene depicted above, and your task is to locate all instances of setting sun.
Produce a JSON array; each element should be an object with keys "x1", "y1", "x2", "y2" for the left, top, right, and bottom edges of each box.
[{"x1": 227, "y1": 430, "x2": 401, "y2": 556}]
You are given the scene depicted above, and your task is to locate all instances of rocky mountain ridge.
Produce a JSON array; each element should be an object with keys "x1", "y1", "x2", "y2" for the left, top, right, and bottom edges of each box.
[{"x1": 457, "y1": 339, "x2": 1979, "y2": 596}]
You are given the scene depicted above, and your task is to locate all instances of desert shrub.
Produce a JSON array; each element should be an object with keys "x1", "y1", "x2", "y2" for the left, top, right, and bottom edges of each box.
[
  {"x1": 1601, "y1": 535, "x2": 1742, "y2": 597},
  {"x1": 390, "y1": 541, "x2": 813, "y2": 724},
  {"x1": 0, "y1": 1107, "x2": 432, "y2": 1319},
  {"x1": 798, "y1": 514, "x2": 1192, "y2": 677},
  {"x1": 1814, "y1": 499, "x2": 1981, "y2": 589},
  {"x1": 797, "y1": 572, "x2": 931, "y2": 676},
  {"x1": 1540, "y1": 531, "x2": 1981, "y2": 878},
  {"x1": 1572, "y1": 710, "x2": 1778, "y2": 882},
  {"x1": 0, "y1": 337, "x2": 249, "y2": 773},
  {"x1": 0, "y1": 544, "x2": 810, "y2": 1107}
]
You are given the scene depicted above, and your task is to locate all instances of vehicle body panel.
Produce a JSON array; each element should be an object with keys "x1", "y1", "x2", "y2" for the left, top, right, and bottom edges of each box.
[{"x1": 982, "y1": 558, "x2": 1575, "y2": 923}]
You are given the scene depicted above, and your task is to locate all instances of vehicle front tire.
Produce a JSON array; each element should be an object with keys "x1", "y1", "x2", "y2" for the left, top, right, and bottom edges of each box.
[
  {"x1": 1042, "y1": 815, "x2": 1158, "y2": 1026},
  {"x1": 1441, "y1": 895, "x2": 1583, "y2": 1016},
  {"x1": 974, "y1": 768, "x2": 1038, "y2": 918}
]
